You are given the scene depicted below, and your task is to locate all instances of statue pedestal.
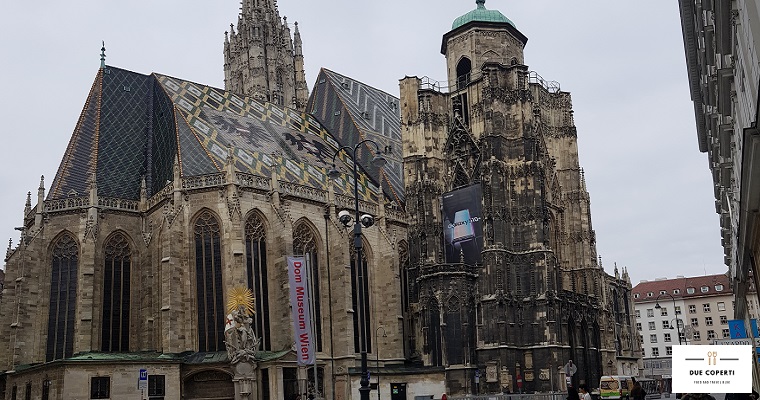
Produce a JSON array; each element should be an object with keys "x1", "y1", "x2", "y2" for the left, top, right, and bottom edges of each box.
[{"x1": 233, "y1": 361, "x2": 258, "y2": 400}]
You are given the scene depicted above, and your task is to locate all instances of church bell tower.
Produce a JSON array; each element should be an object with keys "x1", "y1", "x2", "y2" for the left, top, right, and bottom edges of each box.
[{"x1": 224, "y1": 0, "x2": 309, "y2": 110}]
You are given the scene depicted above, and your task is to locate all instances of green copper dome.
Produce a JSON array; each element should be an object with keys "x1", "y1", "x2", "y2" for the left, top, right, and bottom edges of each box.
[{"x1": 451, "y1": 0, "x2": 514, "y2": 30}]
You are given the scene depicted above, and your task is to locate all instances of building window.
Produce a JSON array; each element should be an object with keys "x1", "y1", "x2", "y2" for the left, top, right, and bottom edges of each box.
[
  {"x1": 90, "y1": 377, "x2": 110, "y2": 399},
  {"x1": 293, "y1": 222, "x2": 323, "y2": 352},
  {"x1": 701, "y1": 286, "x2": 709, "y2": 293},
  {"x1": 693, "y1": 331, "x2": 701, "y2": 341},
  {"x1": 634, "y1": 293, "x2": 640, "y2": 299},
  {"x1": 662, "y1": 321, "x2": 670, "y2": 329},
  {"x1": 720, "y1": 315, "x2": 728, "y2": 325},
  {"x1": 647, "y1": 309, "x2": 654, "y2": 317},
  {"x1": 652, "y1": 347, "x2": 660, "y2": 357},
  {"x1": 25, "y1": 382, "x2": 31, "y2": 400},
  {"x1": 648, "y1": 321, "x2": 656, "y2": 330},
  {"x1": 722, "y1": 329, "x2": 730, "y2": 338},
  {"x1": 245, "y1": 213, "x2": 271, "y2": 351},
  {"x1": 691, "y1": 318, "x2": 699, "y2": 327},
  {"x1": 675, "y1": 306, "x2": 682, "y2": 314},
  {"x1": 689, "y1": 305, "x2": 696, "y2": 314},
  {"x1": 101, "y1": 232, "x2": 131, "y2": 352},
  {"x1": 717, "y1": 302, "x2": 726, "y2": 311},
  {"x1": 148, "y1": 375, "x2": 165, "y2": 399},
  {"x1": 660, "y1": 307, "x2": 668, "y2": 316},
  {"x1": 707, "y1": 330, "x2": 716, "y2": 340},
  {"x1": 194, "y1": 210, "x2": 225, "y2": 352},
  {"x1": 640, "y1": 334, "x2": 644, "y2": 343},
  {"x1": 650, "y1": 334, "x2": 657, "y2": 343},
  {"x1": 350, "y1": 240, "x2": 371, "y2": 354},
  {"x1": 636, "y1": 323, "x2": 642, "y2": 331},
  {"x1": 679, "y1": 332, "x2": 686, "y2": 343},
  {"x1": 660, "y1": 290, "x2": 667, "y2": 295},
  {"x1": 705, "y1": 317, "x2": 713, "y2": 326},
  {"x1": 687, "y1": 287, "x2": 695, "y2": 294},
  {"x1": 674, "y1": 289, "x2": 680, "y2": 294},
  {"x1": 664, "y1": 333, "x2": 671, "y2": 342},
  {"x1": 42, "y1": 380, "x2": 50, "y2": 400},
  {"x1": 642, "y1": 347, "x2": 645, "y2": 356},
  {"x1": 46, "y1": 233, "x2": 78, "y2": 361},
  {"x1": 703, "y1": 303, "x2": 711, "y2": 313},
  {"x1": 666, "y1": 346, "x2": 673, "y2": 356},
  {"x1": 647, "y1": 292, "x2": 654, "y2": 297},
  {"x1": 635, "y1": 309, "x2": 641, "y2": 318},
  {"x1": 715, "y1": 284, "x2": 724, "y2": 291}
]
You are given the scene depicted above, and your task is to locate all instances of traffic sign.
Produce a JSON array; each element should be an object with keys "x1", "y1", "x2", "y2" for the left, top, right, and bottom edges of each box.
[
  {"x1": 138, "y1": 369, "x2": 147, "y2": 390},
  {"x1": 564, "y1": 360, "x2": 577, "y2": 376}
]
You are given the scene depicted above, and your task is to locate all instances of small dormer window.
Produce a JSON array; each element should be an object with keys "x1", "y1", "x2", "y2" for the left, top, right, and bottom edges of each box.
[
  {"x1": 715, "y1": 284, "x2": 724, "y2": 291},
  {"x1": 647, "y1": 292, "x2": 653, "y2": 297},
  {"x1": 701, "y1": 286, "x2": 709, "y2": 293},
  {"x1": 673, "y1": 289, "x2": 680, "y2": 294},
  {"x1": 660, "y1": 290, "x2": 667, "y2": 295},
  {"x1": 687, "y1": 287, "x2": 695, "y2": 294},
  {"x1": 634, "y1": 293, "x2": 640, "y2": 299}
]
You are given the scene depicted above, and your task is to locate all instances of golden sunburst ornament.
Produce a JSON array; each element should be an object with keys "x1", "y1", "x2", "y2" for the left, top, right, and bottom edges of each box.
[{"x1": 227, "y1": 287, "x2": 255, "y2": 316}]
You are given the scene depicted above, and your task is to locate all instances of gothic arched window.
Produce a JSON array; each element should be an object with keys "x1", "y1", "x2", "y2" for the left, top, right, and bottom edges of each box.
[
  {"x1": 293, "y1": 222, "x2": 322, "y2": 351},
  {"x1": 101, "y1": 232, "x2": 131, "y2": 352},
  {"x1": 46, "y1": 233, "x2": 78, "y2": 361},
  {"x1": 245, "y1": 213, "x2": 270, "y2": 350},
  {"x1": 456, "y1": 57, "x2": 472, "y2": 90},
  {"x1": 194, "y1": 210, "x2": 225, "y2": 352},
  {"x1": 350, "y1": 240, "x2": 371, "y2": 354}
]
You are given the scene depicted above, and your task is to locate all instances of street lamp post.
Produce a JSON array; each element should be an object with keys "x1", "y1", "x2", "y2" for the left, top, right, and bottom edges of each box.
[
  {"x1": 375, "y1": 326, "x2": 387, "y2": 400},
  {"x1": 328, "y1": 140, "x2": 386, "y2": 400},
  {"x1": 655, "y1": 293, "x2": 683, "y2": 345}
]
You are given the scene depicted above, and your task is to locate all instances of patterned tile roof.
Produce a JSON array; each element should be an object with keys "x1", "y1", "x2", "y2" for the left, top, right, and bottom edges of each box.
[
  {"x1": 307, "y1": 68, "x2": 404, "y2": 206},
  {"x1": 632, "y1": 273, "x2": 731, "y2": 303},
  {"x1": 48, "y1": 66, "x2": 384, "y2": 204}
]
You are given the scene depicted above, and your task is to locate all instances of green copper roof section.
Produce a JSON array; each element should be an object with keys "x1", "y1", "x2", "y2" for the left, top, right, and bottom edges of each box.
[{"x1": 451, "y1": 0, "x2": 514, "y2": 30}]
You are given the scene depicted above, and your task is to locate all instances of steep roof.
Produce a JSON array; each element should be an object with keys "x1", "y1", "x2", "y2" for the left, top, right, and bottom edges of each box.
[
  {"x1": 307, "y1": 68, "x2": 404, "y2": 206},
  {"x1": 632, "y1": 274, "x2": 731, "y2": 303},
  {"x1": 49, "y1": 66, "x2": 384, "y2": 204}
]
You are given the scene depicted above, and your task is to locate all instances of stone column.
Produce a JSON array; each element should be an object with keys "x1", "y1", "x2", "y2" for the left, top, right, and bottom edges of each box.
[{"x1": 233, "y1": 361, "x2": 259, "y2": 400}]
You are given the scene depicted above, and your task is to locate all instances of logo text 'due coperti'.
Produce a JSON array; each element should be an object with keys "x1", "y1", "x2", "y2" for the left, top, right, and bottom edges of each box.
[{"x1": 672, "y1": 345, "x2": 752, "y2": 394}]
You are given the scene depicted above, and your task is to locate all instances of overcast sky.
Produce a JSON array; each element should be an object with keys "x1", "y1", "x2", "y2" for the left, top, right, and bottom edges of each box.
[{"x1": 0, "y1": 1, "x2": 725, "y2": 284}]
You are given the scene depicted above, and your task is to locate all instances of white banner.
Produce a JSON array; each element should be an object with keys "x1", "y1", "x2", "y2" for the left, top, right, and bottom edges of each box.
[
  {"x1": 672, "y1": 345, "x2": 752, "y2": 393},
  {"x1": 287, "y1": 256, "x2": 315, "y2": 366}
]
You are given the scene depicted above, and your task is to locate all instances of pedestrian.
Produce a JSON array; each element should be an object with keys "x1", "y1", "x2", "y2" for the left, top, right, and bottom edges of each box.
[
  {"x1": 679, "y1": 394, "x2": 716, "y2": 400},
  {"x1": 630, "y1": 378, "x2": 646, "y2": 400},
  {"x1": 567, "y1": 385, "x2": 580, "y2": 400},
  {"x1": 578, "y1": 384, "x2": 592, "y2": 400}
]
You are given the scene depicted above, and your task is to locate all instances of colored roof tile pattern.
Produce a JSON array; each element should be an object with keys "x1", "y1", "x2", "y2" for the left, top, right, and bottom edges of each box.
[
  {"x1": 49, "y1": 66, "x2": 384, "y2": 204},
  {"x1": 307, "y1": 68, "x2": 404, "y2": 206}
]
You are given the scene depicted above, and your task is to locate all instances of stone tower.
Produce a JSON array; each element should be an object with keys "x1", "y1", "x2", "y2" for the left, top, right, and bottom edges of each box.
[
  {"x1": 399, "y1": 0, "x2": 636, "y2": 393},
  {"x1": 224, "y1": 0, "x2": 309, "y2": 110}
]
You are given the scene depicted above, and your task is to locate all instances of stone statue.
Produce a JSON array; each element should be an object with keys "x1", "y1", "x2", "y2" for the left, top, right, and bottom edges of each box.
[{"x1": 224, "y1": 304, "x2": 262, "y2": 364}]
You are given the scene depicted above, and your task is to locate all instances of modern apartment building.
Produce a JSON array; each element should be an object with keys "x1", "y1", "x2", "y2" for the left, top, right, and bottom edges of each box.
[{"x1": 632, "y1": 274, "x2": 732, "y2": 388}]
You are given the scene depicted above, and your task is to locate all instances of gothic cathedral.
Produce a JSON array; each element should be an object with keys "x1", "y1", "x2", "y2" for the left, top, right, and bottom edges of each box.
[{"x1": 0, "y1": 1, "x2": 639, "y2": 399}]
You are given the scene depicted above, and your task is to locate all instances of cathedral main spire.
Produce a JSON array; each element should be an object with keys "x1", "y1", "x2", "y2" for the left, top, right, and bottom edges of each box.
[{"x1": 223, "y1": 0, "x2": 309, "y2": 111}]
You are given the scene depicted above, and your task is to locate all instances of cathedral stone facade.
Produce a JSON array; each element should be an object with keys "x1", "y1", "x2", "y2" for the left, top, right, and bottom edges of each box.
[
  {"x1": 398, "y1": 1, "x2": 639, "y2": 392},
  {"x1": 0, "y1": 1, "x2": 639, "y2": 399}
]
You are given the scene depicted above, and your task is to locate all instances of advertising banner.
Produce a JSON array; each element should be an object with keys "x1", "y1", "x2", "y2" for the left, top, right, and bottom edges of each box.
[
  {"x1": 442, "y1": 183, "x2": 484, "y2": 265},
  {"x1": 287, "y1": 256, "x2": 315, "y2": 365}
]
